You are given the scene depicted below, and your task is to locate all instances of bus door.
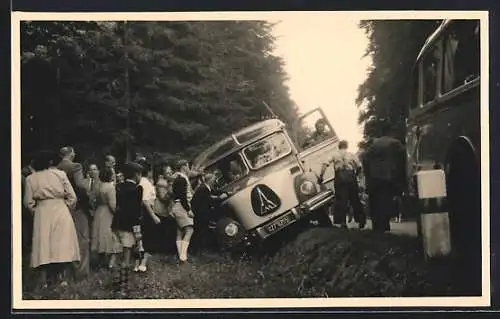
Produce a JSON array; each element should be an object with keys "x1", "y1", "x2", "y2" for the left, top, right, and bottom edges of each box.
[{"x1": 295, "y1": 108, "x2": 339, "y2": 190}]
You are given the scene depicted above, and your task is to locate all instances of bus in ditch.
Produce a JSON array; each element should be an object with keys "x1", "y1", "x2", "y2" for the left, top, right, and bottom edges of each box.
[
  {"x1": 405, "y1": 19, "x2": 481, "y2": 294},
  {"x1": 191, "y1": 107, "x2": 340, "y2": 250}
]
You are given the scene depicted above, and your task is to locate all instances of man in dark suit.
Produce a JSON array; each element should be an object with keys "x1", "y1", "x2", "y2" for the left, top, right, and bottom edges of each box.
[
  {"x1": 84, "y1": 164, "x2": 101, "y2": 216},
  {"x1": 84, "y1": 163, "x2": 101, "y2": 267},
  {"x1": 191, "y1": 172, "x2": 228, "y2": 252},
  {"x1": 362, "y1": 123, "x2": 406, "y2": 233},
  {"x1": 57, "y1": 146, "x2": 91, "y2": 279}
]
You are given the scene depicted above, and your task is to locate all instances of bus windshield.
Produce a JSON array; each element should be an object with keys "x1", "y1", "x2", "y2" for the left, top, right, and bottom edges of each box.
[{"x1": 243, "y1": 132, "x2": 292, "y2": 169}]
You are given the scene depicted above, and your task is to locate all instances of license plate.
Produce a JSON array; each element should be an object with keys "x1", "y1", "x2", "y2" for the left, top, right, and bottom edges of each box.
[{"x1": 265, "y1": 213, "x2": 295, "y2": 234}]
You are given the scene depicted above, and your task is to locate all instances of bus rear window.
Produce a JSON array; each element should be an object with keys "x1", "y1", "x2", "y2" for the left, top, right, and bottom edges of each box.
[{"x1": 442, "y1": 20, "x2": 480, "y2": 93}]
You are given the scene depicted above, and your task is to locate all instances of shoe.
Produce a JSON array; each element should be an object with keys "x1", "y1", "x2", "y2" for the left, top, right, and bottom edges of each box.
[
  {"x1": 138, "y1": 265, "x2": 147, "y2": 272},
  {"x1": 133, "y1": 265, "x2": 139, "y2": 272}
]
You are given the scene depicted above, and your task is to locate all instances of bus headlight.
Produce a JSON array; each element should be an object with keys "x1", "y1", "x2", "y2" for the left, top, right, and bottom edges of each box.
[
  {"x1": 300, "y1": 180, "x2": 315, "y2": 195},
  {"x1": 224, "y1": 223, "x2": 239, "y2": 237}
]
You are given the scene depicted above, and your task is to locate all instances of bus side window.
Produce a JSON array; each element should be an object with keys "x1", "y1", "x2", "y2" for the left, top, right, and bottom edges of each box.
[
  {"x1": 409, "y1": 68, "x2": 420, "y2": 110},
  {"x1": 422, "y1": 41, "x2": 442, "y2": 105},
  {"x1": 442, "y1": 20, "x2": 480, "y2": 93}
]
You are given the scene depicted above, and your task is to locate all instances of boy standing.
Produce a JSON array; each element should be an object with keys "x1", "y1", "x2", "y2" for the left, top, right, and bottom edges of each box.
[{"x1": 111, "y1": 162, "x2": 143, "y2": 293}]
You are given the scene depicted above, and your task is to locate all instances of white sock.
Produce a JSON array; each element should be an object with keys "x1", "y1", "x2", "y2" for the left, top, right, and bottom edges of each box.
[
  {"x1": 176, "y1": 240, "x2": 182, "y2": 259},
  {"x1": 180, "y1": 240, "x2": 190, "y2": 261},
  {"x1": 140, "y1": 253, "x2": 150, "y2": 267}
]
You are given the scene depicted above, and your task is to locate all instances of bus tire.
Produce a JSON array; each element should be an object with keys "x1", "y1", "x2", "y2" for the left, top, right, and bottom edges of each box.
[{"x1": 445, "y1": 137, "x2": 482, "y2": 295}]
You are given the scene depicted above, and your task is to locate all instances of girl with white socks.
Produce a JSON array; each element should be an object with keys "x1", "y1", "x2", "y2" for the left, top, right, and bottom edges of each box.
[{"x1": 170, "y1": 159, "x2": 195, "y2": 263}]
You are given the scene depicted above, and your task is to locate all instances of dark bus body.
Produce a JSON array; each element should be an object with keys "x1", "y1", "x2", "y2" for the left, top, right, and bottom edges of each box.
[{"x1": 406, "y1": 19, "x2": 482, "y2": 295}]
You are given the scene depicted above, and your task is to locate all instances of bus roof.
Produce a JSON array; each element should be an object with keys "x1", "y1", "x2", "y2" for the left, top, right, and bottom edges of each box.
[
  {"x1": 415, "y1": 19, "x2": 452, "y2": 63},
  {"x1": 192, "y1": 118, "x2": 286, "y2": 169}
]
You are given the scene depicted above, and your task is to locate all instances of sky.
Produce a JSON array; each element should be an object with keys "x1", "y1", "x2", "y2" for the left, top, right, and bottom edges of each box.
[{"x1": 271, "y1": 16, "x2": 372, "y2": 153}]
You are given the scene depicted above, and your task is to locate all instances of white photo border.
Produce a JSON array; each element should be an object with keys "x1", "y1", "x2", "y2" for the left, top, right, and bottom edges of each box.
[{"x1": 11, "y1": 10, "x2": 491, "y2": 310}]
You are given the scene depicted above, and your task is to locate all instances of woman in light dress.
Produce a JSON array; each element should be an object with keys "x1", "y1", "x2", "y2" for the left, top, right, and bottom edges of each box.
[
  {"x1": 24, "y1": 150, "x2": 80, "y2": 287},
  {"x1": 91, "y1": 167, "x2": 122, "y2": 269}
]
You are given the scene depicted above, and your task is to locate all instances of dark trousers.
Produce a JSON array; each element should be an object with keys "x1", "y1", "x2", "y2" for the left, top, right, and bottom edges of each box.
[
  {"x1": 141, "y1": 212, "x2": 156, "y2": 253},
  {"x1": 193, "y1": 215, "x2": 217, "y2": 253},
  {"x1": 334, "y1": 178, "x2": 365, "y2": 226},
  {"x1": 367, "y1": 179, "x2": 397, "y2": 232},
  {"x1": 71, "y1": 207, "x2": 90, "y2": 279},
  {"x1": 142, "y1": 214, "x2": 177, "y2": 255}
]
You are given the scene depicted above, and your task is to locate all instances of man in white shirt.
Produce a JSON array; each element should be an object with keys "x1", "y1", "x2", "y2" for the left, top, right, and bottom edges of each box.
[
  {"x1": 321, "y1": 140, "x2": 366, "y2": 229},
  {"x1": 136, "y1": 160, "x2": 158, "y2": 272}
]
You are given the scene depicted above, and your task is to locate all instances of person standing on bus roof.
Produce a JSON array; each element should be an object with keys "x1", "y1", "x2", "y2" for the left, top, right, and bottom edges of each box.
[
  {"x1": 362, "y1": 122, "x2": 406, "y2": 233},
  {"x1": 321, "y1": 140, "x2": 366, "y2": 229}
]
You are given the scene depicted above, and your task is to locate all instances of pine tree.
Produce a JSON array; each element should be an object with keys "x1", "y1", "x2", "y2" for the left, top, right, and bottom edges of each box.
[
  {"x1": 355, "y1": 20, "x2": 441, "y2": 149},
  {"x1": 20, "y1": 20, "x2": 300, "y2": 165}
]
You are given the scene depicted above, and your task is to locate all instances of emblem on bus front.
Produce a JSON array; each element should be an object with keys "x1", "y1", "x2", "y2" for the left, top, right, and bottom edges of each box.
[{"x1": 251, "y1": 184, "x2": 281, "y2": 216}]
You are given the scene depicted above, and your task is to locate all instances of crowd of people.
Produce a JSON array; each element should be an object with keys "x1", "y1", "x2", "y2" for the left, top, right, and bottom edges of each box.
[
  {"x1": 21, "y1": 146, "x2": 225, "y2": 291},
  {"x1": 20, "y1": 119, "x2": 406, "y2": 292}
]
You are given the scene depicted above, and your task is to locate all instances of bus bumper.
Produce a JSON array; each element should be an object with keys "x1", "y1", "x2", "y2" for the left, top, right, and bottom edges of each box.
[{"x1": 242, "y1": 189, "x2": 335, "y2": 245}]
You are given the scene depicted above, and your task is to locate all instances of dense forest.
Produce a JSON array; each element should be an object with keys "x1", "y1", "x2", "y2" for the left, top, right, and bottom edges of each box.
[
  {"x1": 20, "y1": 21, "x2": 300, "y2": 167},
  {"x1": 356, "y1": 19, "x2": 442, "y2": 148},
  {"x1": 21, "y1": 19, "x2": 447, "y2": 167}
]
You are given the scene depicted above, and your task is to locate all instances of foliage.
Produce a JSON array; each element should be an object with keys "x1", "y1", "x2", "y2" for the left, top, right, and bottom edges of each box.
[
  {"x1": 355, "y1": 20, "x2": 442, "y2": 148},
  {"x1": 20, "y1": 20, "x2": 299, "y2": 167}
]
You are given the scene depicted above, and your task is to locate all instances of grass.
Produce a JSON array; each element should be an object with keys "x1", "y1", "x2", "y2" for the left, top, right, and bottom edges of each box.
[{"x1": 22, "y1": 225, "x2": 471, "y2": 300}]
